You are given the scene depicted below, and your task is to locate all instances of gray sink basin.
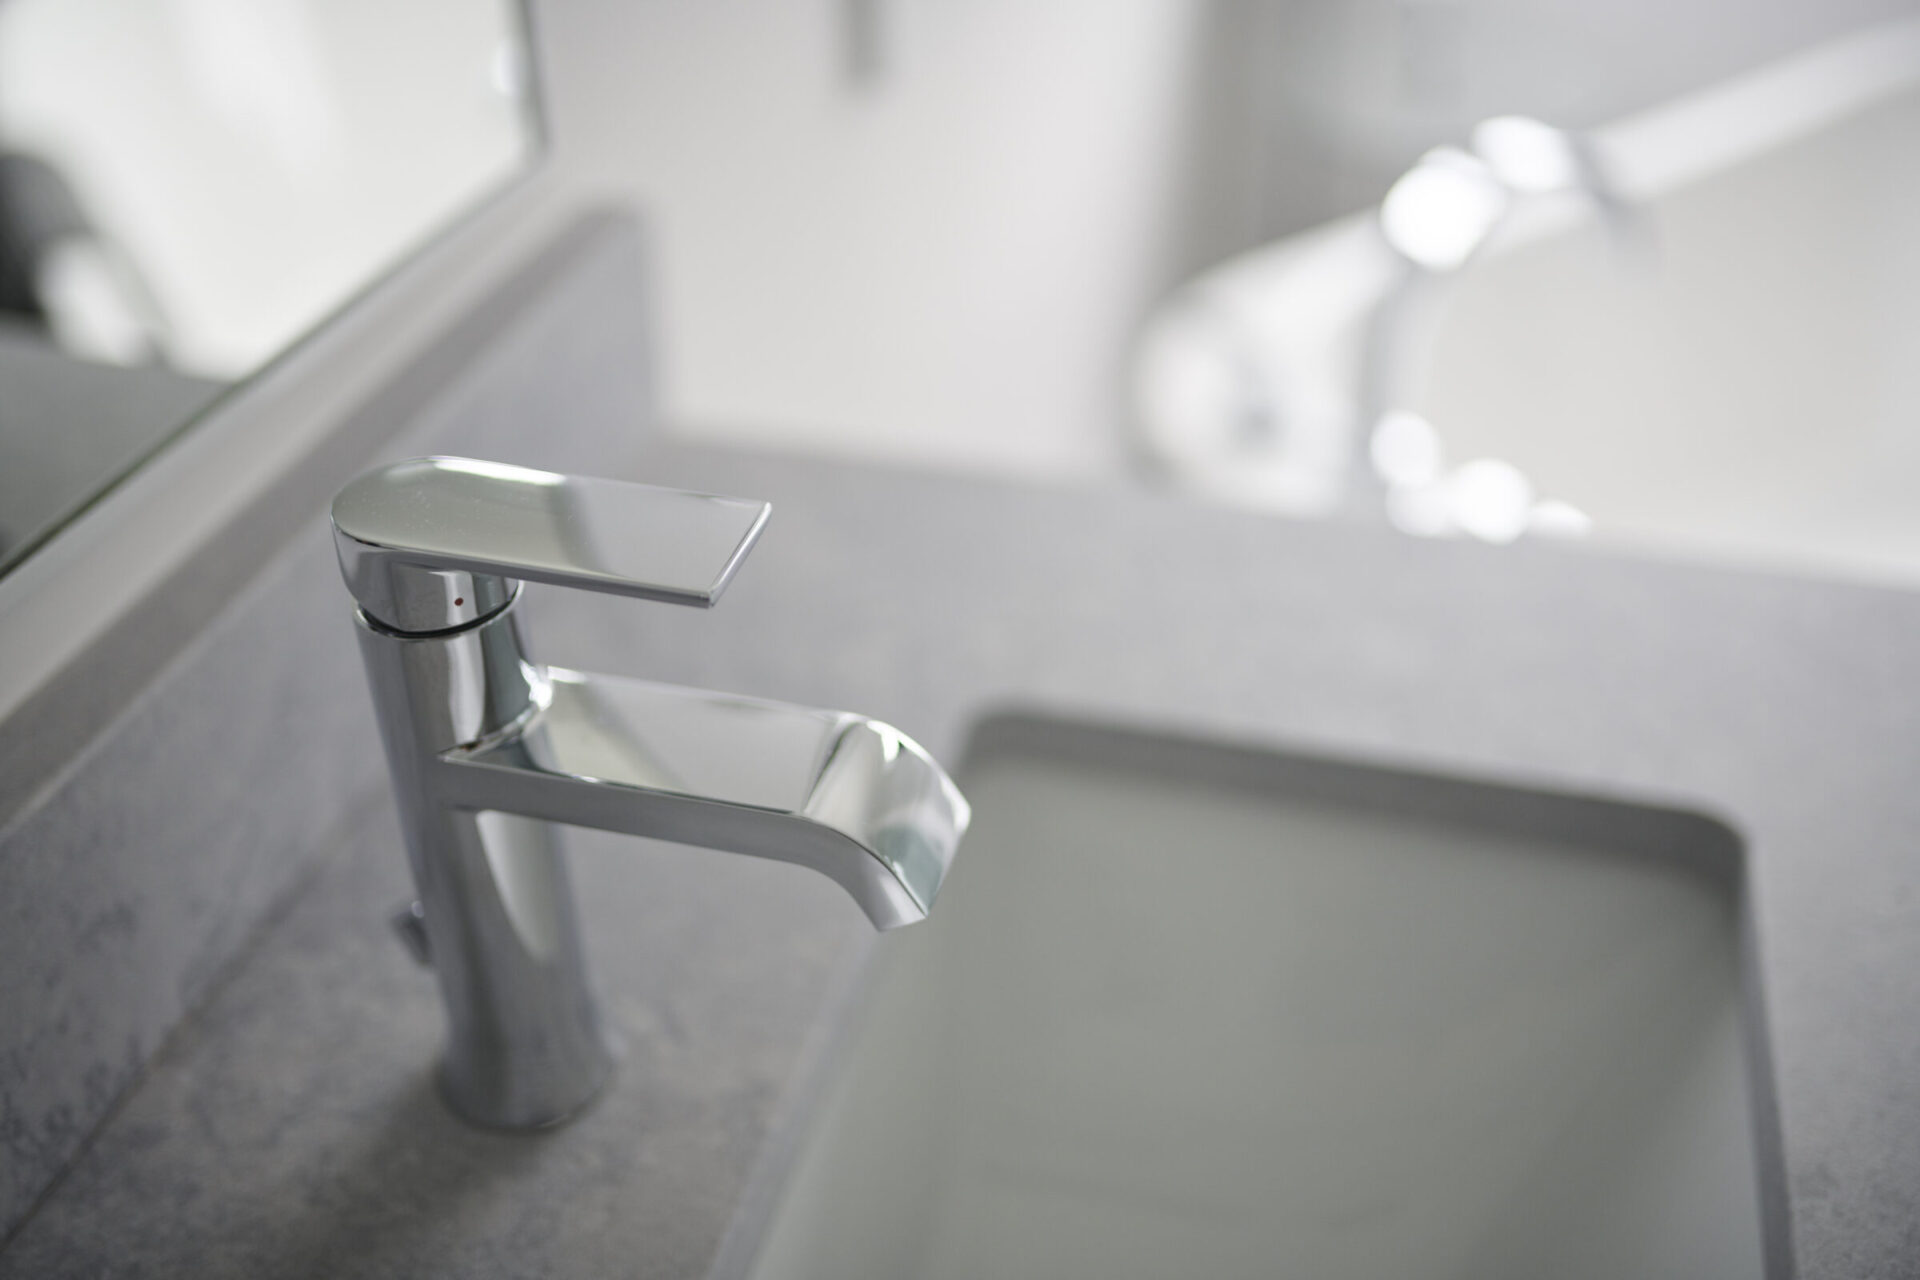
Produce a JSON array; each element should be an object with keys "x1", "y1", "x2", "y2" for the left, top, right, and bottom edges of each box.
[{"x1": 736, "y1": 717, "x2": 1775, "y2": 1280}]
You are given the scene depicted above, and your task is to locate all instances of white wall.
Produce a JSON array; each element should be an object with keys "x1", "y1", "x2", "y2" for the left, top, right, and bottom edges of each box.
[{"x1": 537, "y1": 0, "x2": 1205, "y2": 481}]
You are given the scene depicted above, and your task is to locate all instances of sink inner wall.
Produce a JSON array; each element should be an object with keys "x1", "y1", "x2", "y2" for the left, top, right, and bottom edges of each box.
[{"x1": 747, "y1": 720, "x2": 1767, "y2": 1280}]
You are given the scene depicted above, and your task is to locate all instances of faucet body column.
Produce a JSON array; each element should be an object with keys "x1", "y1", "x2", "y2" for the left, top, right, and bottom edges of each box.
[{"x1": 356, "y1": 599, "x2": 616, "y2": 1128}]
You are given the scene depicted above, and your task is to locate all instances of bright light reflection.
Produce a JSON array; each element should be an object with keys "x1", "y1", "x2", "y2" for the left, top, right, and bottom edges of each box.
[
  {"x1": 1472, "y1": 116, "x2": 1583, "y2": 194},
  {"x1": 1379, "y1": 147, "x2": 1510, "y2": 271},
  {"x1": 1370, "y1": 410, "x2": 1443, "y2": 488},
  {"x1": 1446, "y1": 458, "x2": 1534, "y2": 543},
  {"x1": 436, "y1": 458, "x2": 564, "y2": 486}
]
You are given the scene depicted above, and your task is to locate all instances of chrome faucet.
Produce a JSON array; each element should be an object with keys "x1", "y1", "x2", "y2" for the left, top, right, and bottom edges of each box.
[{"x1": 331, "y1": 456, "x2": 970, "y2": 1129}]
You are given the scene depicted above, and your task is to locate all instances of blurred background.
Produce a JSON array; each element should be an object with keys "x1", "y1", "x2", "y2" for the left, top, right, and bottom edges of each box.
[
  {"x1": 539, "y1": 0, "x2": 1920, "y2": 581},
  {"x1": 3, "y1": 0, "x2": 1919, "y2": 581}
]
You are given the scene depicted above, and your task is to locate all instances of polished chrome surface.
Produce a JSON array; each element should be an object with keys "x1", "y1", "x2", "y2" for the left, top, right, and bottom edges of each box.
[
  {"x1": 335, "y1": 459, "x2": 966, "y2": 1129},
  {"x1": 332, "y1": 456, "x2": 771, "y2": 633},
  {"x1": 456, "y1": 672, "x2": 966, "y2": 925}
]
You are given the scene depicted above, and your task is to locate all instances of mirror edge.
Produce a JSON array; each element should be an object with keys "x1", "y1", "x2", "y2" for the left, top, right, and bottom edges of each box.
[{"x1": 0, "y1": 179, "x2": 613, "y2": 827}]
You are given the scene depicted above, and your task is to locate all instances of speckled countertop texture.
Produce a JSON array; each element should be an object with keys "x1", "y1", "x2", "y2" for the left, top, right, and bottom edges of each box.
[{"x1": 6, "y1": 443, "x2": 1919, "y2": 1278}]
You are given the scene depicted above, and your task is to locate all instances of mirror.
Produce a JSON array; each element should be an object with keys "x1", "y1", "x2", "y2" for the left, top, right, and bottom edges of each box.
[{"x1": 0, "y1": 0, "x2": 538, "y2": 577}]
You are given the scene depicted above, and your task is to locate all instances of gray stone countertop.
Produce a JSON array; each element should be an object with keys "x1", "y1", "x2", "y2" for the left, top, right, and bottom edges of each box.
[{"x1": 7, "y1": 442, "x2": 1919, "y2": 1278}]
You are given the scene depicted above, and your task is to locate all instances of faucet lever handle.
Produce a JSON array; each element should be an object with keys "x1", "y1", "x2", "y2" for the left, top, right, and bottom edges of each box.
[{"x1": 331, "y1": 456, "x2": 770, "y2": 633}]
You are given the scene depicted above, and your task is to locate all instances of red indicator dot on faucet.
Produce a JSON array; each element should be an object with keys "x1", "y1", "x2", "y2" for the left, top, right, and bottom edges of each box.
[{"x1": 454, "y1": 597, "x2": 464, "y2": 607}]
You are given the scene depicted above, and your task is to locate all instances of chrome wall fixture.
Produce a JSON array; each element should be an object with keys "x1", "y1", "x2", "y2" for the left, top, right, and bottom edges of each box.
[{"x1": 331, "y1": 457, "x2": 970, "y2": 1129}]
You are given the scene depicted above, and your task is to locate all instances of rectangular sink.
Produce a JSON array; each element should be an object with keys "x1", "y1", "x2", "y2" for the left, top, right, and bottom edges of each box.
[{"x1": 738, "y1": 716, "x2": 1775, "y2": 1280}]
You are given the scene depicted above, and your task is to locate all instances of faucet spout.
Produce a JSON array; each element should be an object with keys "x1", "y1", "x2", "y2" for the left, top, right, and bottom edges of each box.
[{"x1": 439, "y1": 668, "x2": 969, "y2": 930}]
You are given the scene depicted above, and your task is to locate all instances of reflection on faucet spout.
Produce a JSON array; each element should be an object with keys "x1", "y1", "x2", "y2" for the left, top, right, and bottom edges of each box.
[{"x1": 445, "y1": 668, "x2": 969, "y2": 930}]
